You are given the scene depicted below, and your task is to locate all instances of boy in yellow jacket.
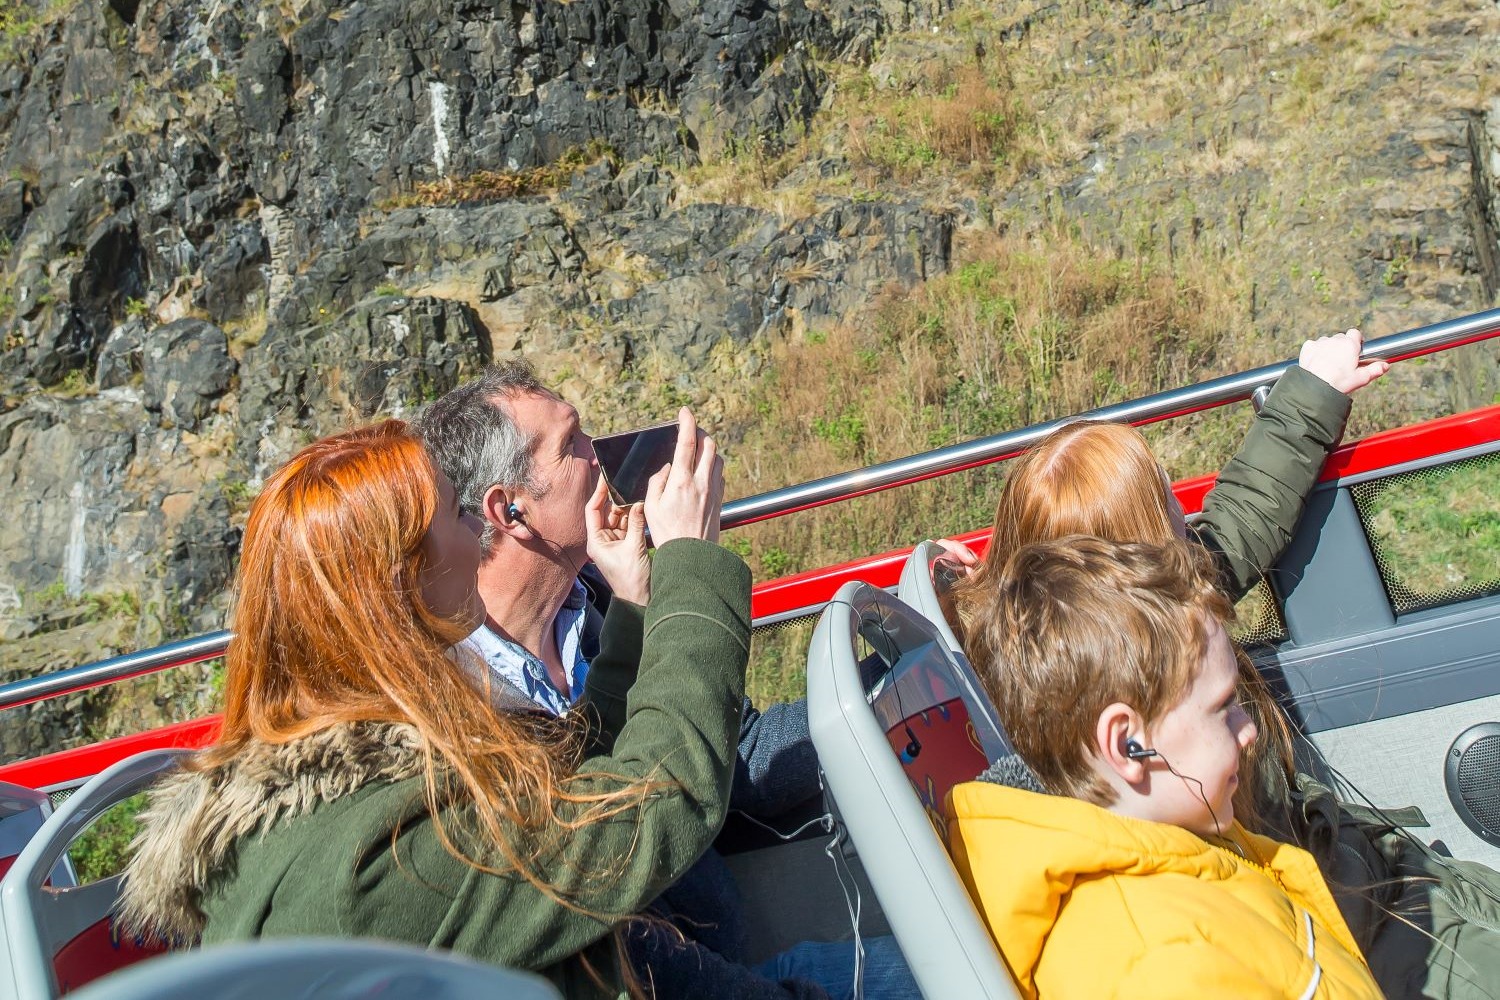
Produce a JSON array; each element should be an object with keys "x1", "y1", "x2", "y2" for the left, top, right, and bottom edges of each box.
[{"x1": 947, "y1": 536, "x2": 1383, "y2": 1000}]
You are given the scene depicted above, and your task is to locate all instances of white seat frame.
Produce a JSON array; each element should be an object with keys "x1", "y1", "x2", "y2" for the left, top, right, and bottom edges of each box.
[
  {"x1": 806, "y1": 580, "x2": 1018, "y2": 999},
  {"x1": 63, "y1": 938, "x2": 563, "y2": 1000},
  {"x1": 0, "y1": 783, "x2": 75, "y2": 889},
  {"x1": 895, "y1": 539, "x2": 966, "y2": 656},
  {"x1": 0, "y1": 749, "x2": 185, "y2": 999}
]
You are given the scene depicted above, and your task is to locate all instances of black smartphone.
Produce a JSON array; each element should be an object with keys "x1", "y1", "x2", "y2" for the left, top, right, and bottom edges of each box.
[{"x1": 593, "y1": 420, "x2": 679, "y2": 505}]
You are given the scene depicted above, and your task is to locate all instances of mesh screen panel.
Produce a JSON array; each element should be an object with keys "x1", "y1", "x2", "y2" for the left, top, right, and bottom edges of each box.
[
  {"x1": 747, "y1": 614, "x2": 821, "y2": 708},
  {"x1": 1350, "y1": 452, "x2": 1500, "y2": 614},
  {"x1": 1231, "y1": 579, "x2": 1287, "y2": 647},
  {"x1": 751, "y1": 613, "x2": 821, "y2": 639}
]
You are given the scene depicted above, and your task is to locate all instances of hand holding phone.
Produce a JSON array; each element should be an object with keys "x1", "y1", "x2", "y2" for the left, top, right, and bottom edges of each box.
[
  {"x1": 643, "y1": 407, "x2": 724, "y2": 546},
  {"x1": 584, "y1": 476, "x2": 650, "y2": 605}
]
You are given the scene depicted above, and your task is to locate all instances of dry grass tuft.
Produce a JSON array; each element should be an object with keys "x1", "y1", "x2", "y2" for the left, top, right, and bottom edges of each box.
[
  {"x1": 380, "y1": 141, "x2": 616, "y2": 209},
  {"x1": 844, "y1": 59, "x2": 1032, "y2": 185},
  {"x1": 677, "y1": 41, "x2": 1036, "y2": 209},
  {"x1": 724, "y1": 225, "x2": 1265, "y2": 703}
]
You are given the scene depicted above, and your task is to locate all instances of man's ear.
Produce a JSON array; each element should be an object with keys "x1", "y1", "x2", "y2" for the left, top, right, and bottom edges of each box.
[
  {"x1": 482, "y1": 484, "x2": 531, "y2": 541},
  {"x1": 1094, "y1": 702, "x2": 1149, "y2": 786}
]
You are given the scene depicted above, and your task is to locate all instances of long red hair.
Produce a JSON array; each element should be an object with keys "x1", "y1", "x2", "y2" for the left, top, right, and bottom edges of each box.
[
  {"x1": 204, "y1": 421, "x2": 656, "y2": 987},
  {"x1": 216, "y1": 421, "x2": 461, "y2": 743}
]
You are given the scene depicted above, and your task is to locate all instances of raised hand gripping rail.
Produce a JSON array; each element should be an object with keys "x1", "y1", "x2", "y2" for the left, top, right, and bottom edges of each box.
[{"x1": 2, "y1": 306, "x2": 1499, "y2": 714}]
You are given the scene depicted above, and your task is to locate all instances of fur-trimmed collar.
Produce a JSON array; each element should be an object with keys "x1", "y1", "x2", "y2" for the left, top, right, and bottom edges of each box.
[{"x1": 119, "y1": 721, "x2": 427, "y2": 941}]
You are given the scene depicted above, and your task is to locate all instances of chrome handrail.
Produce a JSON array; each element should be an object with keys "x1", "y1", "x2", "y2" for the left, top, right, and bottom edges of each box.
[
  {"x1": 4, "y1": 306, "x2": 1499, "y2": 712},
  {"x1": 718, "y1": 306, "x2": 1500, "y2": 527},
  {"x1": 0, "y1": 631, "x2": 232, "y2": 712}
]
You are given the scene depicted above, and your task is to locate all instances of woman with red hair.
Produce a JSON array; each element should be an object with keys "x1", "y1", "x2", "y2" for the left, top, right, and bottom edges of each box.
[{"x1": 121, "y1": 416, "x2": 750, "y2": 998}]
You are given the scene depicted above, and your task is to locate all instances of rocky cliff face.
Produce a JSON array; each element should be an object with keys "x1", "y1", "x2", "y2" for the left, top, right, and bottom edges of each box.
[
  {"x1": 0, "y1": 0, "x2": 955, "y2": 754},
  {"x1": 1, "y1": 0, "x2": 1498, "y2": 758}
]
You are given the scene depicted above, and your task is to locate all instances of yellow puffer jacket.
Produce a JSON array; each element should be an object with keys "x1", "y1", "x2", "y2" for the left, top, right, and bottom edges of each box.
[{"x1": 947, "y1": 781, "x2": 1383, "y2": 1000}]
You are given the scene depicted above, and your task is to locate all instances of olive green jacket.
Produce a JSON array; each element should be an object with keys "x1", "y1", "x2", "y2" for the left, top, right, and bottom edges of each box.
[
  {"x1": 1287, "y1": 774, "x2": 1500, "y2": 1000},
  {"x1": 1191, "y1": 363, "x2": 1350, "y2": 602},
  {"x1": 119, "y1": 539, "x2": 752, "y2": 999},
  {"x1": 1196, "y1": 367, "x2": 1500, "y2": 998}
]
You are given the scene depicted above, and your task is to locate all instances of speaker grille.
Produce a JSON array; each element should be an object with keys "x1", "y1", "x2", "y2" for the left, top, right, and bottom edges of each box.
[
  {"x1": 1457, "y1": 735, "x2": 1500, "y2": 830},
  {"x1": 1446, "y1": 723, "x2": 1500, "y2": 846}
]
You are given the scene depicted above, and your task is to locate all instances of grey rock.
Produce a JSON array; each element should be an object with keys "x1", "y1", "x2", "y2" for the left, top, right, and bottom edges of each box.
[
  {"x1": 95, "y1": 319, "x2": 147, "y2": 390},
  {"x1": 1, "y1": 175, "x2": 147, "y2": 386},
  {"x1": 1, "y1": 7, "x2": 123, "y2": 199},
  {"x1": 236, "y1": 37, "x2": 292, "y2": 136},
  {"x1": 196, "y1": 220, "x2": 269, "y2": 324},
  {"x1": 238, "y1": 294, "x2": 489, "y2": 473},
  {"x1": 70, "y1": 212, "x2": 147, "y2": 354},
  {"x1": 0, "y1": 396, "x2": 141, "y2": 596},
  {"x1": 0, "y1": 179, "x2": 27, "y2": 243},
  {"x1": 142, "y1": 319, "x2": 236, "y2": 430},
  {"x1": 598, "y1": 196, "x2": 952, "y2": 360},
  {"x1": 161, "y1": 481, "x2": 240, "y2": 612}
]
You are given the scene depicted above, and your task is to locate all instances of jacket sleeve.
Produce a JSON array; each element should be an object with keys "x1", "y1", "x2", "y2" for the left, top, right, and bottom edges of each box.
[
  {"x1": 581, "y1": 571, "x2": 821, "y2": 819},
  {"x1": 1113, "y1": 941, "x2": 1288, "y2": 1000},
  {"x1": 576, "y1": 596, "x2": 646, "y2": 755},
  {"x1": 386, "y1": 538, "x2": 751, "y2": 971},
  {"x1": 1192, "y1": 365, "x2": 1350, "y2": 600}
]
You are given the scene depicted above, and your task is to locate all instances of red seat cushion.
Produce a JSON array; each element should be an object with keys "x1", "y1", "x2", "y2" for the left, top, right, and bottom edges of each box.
[{"x1": 885, "y1": 696, "x2": 988, "y2": 838}]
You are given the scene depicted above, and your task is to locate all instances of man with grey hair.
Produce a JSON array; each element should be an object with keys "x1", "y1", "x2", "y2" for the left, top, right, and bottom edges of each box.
[
  {"x1": 418, "y1": 363, "x2": 924, "y2": 1000},
  {"x1": 418, "y1": 359, "x2": 822, "y2": 812},
  {"x1": 417, "y1": 361, "x2": 607, "y2": 715}
]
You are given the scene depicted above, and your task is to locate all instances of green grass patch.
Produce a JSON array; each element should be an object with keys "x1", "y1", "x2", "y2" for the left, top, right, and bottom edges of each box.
[
  {"x1": 1356, "y1": 457, "x2": 1500, "y2": 609},
  {"x1": 68, "y1": 793, "x2": 146, "y2": 883}
]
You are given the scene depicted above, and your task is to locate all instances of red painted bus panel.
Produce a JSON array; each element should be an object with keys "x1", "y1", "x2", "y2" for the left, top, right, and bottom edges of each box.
[{"x1": 0, "y1": 717, "x2": 222, "y2": 790}]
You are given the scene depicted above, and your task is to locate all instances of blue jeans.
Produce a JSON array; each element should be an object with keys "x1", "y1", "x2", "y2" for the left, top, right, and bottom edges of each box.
[{"x1": 755, "y1": 935, "x2": 921, "y2": 1000}]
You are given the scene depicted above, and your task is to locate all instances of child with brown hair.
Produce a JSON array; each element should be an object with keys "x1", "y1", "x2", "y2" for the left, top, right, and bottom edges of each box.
[{"x1": 947, "y1": 535, "x2": 1382, "y2": 999}]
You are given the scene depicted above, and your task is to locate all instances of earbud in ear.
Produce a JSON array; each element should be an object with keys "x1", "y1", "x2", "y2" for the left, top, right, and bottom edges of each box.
[
  {"x1": 1125, "y1": 739, "x2": 1158, "y2": 760},
  {"x1": 507, "y1": 503, "x2": 523, "y2": 521}
]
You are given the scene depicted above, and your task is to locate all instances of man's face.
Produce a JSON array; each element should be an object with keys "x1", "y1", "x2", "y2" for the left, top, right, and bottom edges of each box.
[{"x1": 502, "y1": 390, "x2": 600, "y2": 559}]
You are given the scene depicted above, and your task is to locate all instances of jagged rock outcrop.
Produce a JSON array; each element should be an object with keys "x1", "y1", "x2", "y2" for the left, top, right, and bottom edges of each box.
[
  {"x1": 0, "y1": 0, "x2": 918, "y2": 730},
  {"x1": 142, "y1": 318, "x2": 236, "y2": 431},
  {"x1": 1, "y1": 0, "x2": 893, "y2": 387},
  {"x1": 238, "y1": 294, "x2": 491, "y2": 475}
]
